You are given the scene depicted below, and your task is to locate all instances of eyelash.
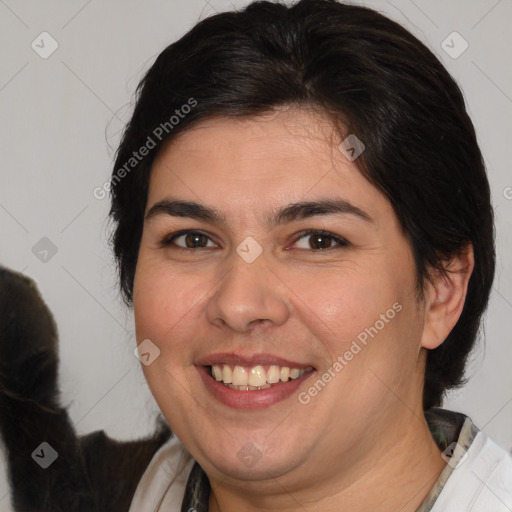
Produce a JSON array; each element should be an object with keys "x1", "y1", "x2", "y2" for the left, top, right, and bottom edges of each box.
[{"x1": 158, "y1": 229, "x2": 350, "y2": 253}]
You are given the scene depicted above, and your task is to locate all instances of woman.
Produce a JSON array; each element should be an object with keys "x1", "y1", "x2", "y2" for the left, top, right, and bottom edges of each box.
[
  {"x1": 1, "y1": 0, "x2": 510, "y2": 511},
  {"x1": 110, "y1": 0, "x2": 511, "y2": 510}
]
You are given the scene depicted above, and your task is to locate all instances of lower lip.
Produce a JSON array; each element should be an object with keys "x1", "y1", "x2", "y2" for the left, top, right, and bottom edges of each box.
[{"x1": 196, "y1": 365, "x2": 316, "y2": 409}]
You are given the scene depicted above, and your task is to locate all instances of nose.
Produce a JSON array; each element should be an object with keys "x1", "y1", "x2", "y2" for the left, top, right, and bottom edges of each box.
[{"x1": 206, "y1": 249, "x2": 290, "y2": 334}]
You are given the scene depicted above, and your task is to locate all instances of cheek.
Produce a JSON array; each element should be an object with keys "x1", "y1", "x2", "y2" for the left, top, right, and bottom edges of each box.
[
  {"x1": 132, "y1": 265, "x2": 202, "y2": 406},
  {"x1": 299, "y1": 265, "x2": 396, "y2": 343},
  {"x1": 133, "y1": 269, "x2": 166, "y2": 339},
  {"x1": 301, "y1": 262, "x2": 421, "y2": 388},
  {"x1": 133, "y1": 262, "x2": 196, "y2": 344}
]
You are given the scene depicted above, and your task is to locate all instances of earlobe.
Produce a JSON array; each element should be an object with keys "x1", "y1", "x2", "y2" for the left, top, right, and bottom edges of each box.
[{"x1": 421, "y1": 244, "x2": 475, "y2": 350}]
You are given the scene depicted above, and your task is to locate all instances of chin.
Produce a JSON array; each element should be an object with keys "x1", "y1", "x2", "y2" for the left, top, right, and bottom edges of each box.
[{"x1": 191, "y1": 431, "x2": 308, "y2": 482}]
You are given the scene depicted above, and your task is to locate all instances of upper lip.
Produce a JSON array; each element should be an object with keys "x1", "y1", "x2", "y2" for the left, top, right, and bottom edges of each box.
[{"x1": 196, "y1": 352, "x2": 315, "y2": 369}]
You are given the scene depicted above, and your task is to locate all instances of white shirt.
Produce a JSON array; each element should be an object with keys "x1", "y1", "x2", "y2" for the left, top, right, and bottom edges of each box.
[
  {"x1": 128, "y1": 435, "x2": 194, "y2": 512},
  {"x1": 428, "y1": 429, "x2": 512, "y2": 511}
]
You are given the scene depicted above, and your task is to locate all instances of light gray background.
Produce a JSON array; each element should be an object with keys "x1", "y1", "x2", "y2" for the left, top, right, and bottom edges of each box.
[{"x1": 0, "y1": 0, "x2": 511, "y2": 509}]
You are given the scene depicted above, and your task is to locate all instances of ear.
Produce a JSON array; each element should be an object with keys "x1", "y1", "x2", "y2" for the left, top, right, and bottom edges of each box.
[{"x1": 421, "y1": 244, "x2": 474, "y2": 350}]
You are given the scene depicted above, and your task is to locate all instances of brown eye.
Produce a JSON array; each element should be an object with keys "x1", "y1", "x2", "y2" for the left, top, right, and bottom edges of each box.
[
  {"x1": 309, "y1": 234, "x2": 332, "y2": 250},
  {"x1": 182, "y1": 233, "x2": 209, "y2": 248},
  {"x1": 293, "y1": 230, "x2": 349, "y2": 251},
  {"x1": 159, "y1": 231, "x2": 217, "y2": 250}
]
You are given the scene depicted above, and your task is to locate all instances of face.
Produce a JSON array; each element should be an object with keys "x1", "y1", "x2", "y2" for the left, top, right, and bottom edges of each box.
[{"x1": 133, "y1": 107, "x2": 430, "y2": 490}]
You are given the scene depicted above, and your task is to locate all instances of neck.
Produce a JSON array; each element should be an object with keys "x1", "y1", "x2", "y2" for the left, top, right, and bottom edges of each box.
[{"x1": 208, "y1": 413, "x2": 447, "y2": 512}]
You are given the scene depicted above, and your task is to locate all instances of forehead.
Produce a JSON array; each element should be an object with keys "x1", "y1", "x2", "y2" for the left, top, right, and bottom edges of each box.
[
  {"x1": 154, "y1": 107, "x2": 341, "y2": 171},
  {"x1": 147, "y1": 107, "x2": 391, "y2": 226}
]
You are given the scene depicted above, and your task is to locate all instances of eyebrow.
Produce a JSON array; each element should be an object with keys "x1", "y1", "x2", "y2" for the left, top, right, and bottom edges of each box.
[{"x1": 144, "y1": 198, "x2": 373, "y2": 227}]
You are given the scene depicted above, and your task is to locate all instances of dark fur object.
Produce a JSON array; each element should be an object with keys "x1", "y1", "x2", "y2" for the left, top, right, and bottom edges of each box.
[{"x1": 0, "y1": 266, "x2": 171, "y2": 511}]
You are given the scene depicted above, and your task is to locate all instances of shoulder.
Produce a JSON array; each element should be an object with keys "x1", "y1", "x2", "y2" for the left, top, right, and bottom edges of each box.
[
  {"x1": 432, "y1": 429, "x2": 512, "y2": 512},
  {"x1": 128, "y1": 433, "x2": 195, "y2": 512},
  {"x1": 80, "y1": 418, "x2": 172, "y2": 511}
]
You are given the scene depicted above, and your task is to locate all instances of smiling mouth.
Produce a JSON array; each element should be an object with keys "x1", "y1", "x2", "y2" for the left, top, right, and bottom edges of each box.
[{"x1": 208, "y1": 364, "x2": 315, "y2": 391}]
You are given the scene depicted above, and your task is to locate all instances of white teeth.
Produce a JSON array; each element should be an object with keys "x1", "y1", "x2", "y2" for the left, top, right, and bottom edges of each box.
[
  {"x1": 232, "y1": 366, "x2": 248, "y2": 386},
  {"x1": 289, "y1": 368, "x2": 300, "y2": 379},
  {"x1": 267, "y1": 365, "x2": 280, "y2": 384},
  {"x1": 227, "y1": 383, "x2": 272, "y2": 391},
  {"x1": 222, "y1": 365, "x2": 233, "y2": 384},
  {"x1": 212, "y1": 365, "x2": 223, "y2": 381},
  {"x1": 210, "y1": 363, "x2": 310, "y2": 390},
  {"x1": 248, "y1": 365, "x2": 267, "y2": 387}
]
